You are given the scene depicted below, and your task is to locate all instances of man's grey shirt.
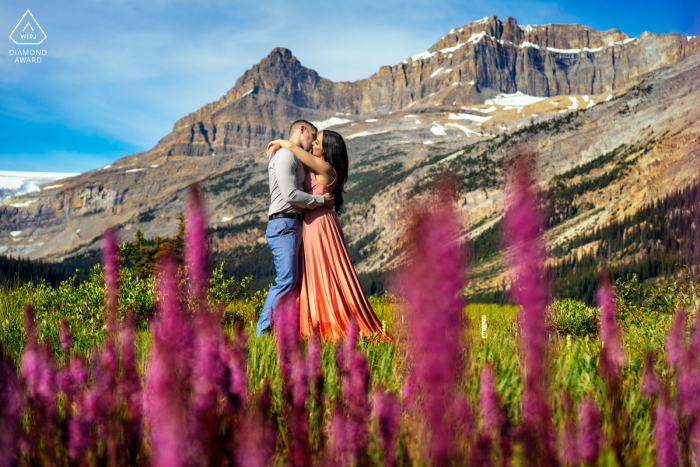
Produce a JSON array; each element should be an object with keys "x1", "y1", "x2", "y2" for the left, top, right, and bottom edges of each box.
[{"x1": 268, "y1": 148, "x2": 325, "y2": 216}]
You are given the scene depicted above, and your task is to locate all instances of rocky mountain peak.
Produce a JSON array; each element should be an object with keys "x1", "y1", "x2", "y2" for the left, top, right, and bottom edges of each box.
[
  {"x1": 172, "y1": 46, "x2": 324, "y2": 131},
  {"x1": 428, "y1": 14, "x2": 630, "y2": 58}
]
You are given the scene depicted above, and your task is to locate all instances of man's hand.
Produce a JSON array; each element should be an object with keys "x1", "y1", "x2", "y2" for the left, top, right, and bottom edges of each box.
[
  {"x1": 323, "y1": 193, "x2": 335, "y2": 209},
  {"x1": 266, "y1": 141, "x2": 283, "y2": 160}
]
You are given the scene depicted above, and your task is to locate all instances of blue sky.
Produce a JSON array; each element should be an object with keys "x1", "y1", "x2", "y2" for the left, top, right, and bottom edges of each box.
[{"x1": 1, "y1": 0, "x2": 698, "y2": 173}]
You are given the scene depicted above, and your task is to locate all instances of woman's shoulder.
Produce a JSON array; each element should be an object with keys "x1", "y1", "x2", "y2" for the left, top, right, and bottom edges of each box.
[{"x1": 311, "y1": 167, "x2": 337, "y2": 187}]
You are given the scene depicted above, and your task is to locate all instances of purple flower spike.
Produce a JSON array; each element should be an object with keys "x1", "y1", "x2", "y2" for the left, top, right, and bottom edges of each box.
[
  {"x1": 689, "y1": 304, "x2": 700, "y2": 354},
  {"x1": 117, "y1": 314, "x2": 143, "y2": 460},
  {"x1": 373, "y1": 389, "x2": 401, "y2": 467},
  {"x1": 237, "y1": 381, "x2": 276, "y2": 467},
  {"x1": 184, "y1": 185, "x2": 210, "y2": 306},
  {"x1": 666, "y1": 309, "x2": 686, "y2": 367},
  {"x1": 60, "y1": 319, "x2": 71, "y2": 353},
  {"x1": 502, "y1": 156, "x2": 557, "y2": 464},
  {"x1": 219, "y1": 322, "x2": 248, "y2": 414},
  {"x1": 503, "y1": 158, "x2": 549, "y2": 390},
  {"x1": 478, "y1": 365, "x2": 511, "y2": 464},
  {"x1": 21, "y1": 306, "x2": 56, "y2": 414},
  {"x1": 119, "y1": 315, "x2": 139, "y2": 394},
  {"x1": 307, "y1": 331, "x2": 323, "y2": 399},
  {"x1": 275, "y1": 296, "x2": 300, "y2": 384},
  {"x1": 641, "y1": 352, "x2": 660, "y2": 398},
  {"x1": 274, "y1": 297, "x2": 311, "y2": 465},
  {"x1": 401, "y1": 371, "x2": 416, "y2": 413},
  {"x1": 289, "y1": 351, "x2": 310, "y2": 466},
  {"x1": 144, "y1": 256, "x2": 191, "y2": 467},
  {"x1": 190, "y1": 310, "x2": 223, "y2": 463},
  {"x1": 69, "y1": 356, "x2": 87, "y2": 389},
  {"x1": 665, "y1": 309, "x2": 700, "y2": 420},
  {"x1": 342, "y1": 318, "x2": 371, "y2": 459},
  {"x1": 471, "y1": 433, "x2": 493, "y2": 467},
  {"x1": 68, "y1": 390, "x2": 93, "y2": 460},
  {"x1": 597, "y1": 274, "x2": 626, "y2": 380},
  {"x1": 393, "y1": 181, "x2": 466, "y2": 464},
  {"x1": 655, "y1": 398, "x2": 679, "y2": 467},
  {"x1": 479, "y1": 365, "x2": 505, "y2": 434},
  {"x1": 0, "y1": 356, "x2": 23, "y2": 467},
  {"x1": 102, "y1": 229, "x2": 120, "y2": 326},
  {"x1": 559, "y1": 420, "x2": 580, "y2": 466},
  {"x1": 451, "y1": 397, "x2": 474, "y2": 444},
  {"x1": 330, "y1": 407, "x2": 348, "y2": 467},
  {"x1": 577, "y1": 398, "x2": 603, "y2": 465}
]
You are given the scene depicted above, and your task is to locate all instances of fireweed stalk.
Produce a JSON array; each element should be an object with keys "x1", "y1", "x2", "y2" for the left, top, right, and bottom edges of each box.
[
  {"x1": 0, "y1": 354, "x2": 22, "y2": 467},
  {"x1": 372, "y1": 388, "x2": 400, "y2": 467},
  {"x1": 236, "y1": 380, "x2": 276, "y2": 467},
  {"x1": 275, "y1": 297, "x2": 311, "y2": 466},
  {"x1": 479, "y1": 364, "x2": 511, "y2": 465},
  {"x1": 664, "y1": 307, "x2": 700, "y2": 464},
  {"x1": 98, "y1": 230, "x2": 124, "y2": 465},
  {"x1": 117, "y1": 313, "x2": 143, "y2": 465},
  {"x1": 190, "y1": 309, "x2": 224, "y2": 464},
  {"x1": 577, "y1": 398, "x2": 603, "y2": 465},
  {"x1": 341, "y1": 320, "x2": 371, "y2": 464},
  {"x1": 185, "y1": 185, "x2": 210, "y2": 306},
  {"x1": 219, "y1": 322, "x2": 248, "y2": 416},
  {"x1": 327, "y1": 318, "x2": 371, "y2": 466},
  {"x1": 21, "y1": 305, "x2": 58, "y2": 465},
  {"x1": 502, "y1": 156, "x2": 556, "y2": 466},
  {"x1": 641, "y1": 352, "x2": 661, "y2": 399},
  {"x1": 394, "y1": 182, "x2": 466, "y2": 464},
  {"x1": 144, "y1": 256, "x2": 192, "y2": 467},
  {"x1": 655, "y1": 396, "x2": 680, "y2": 467},
  {"x1": 597, "y1": 273, "x2": 628, "y2": 466},
  {"x1": 183, "y1": 183, "x2": 233, "y2": 464},
  {"x1": 307, "y1": 330, "x2": 326, "y2": 453},
  {"x1": 447, "y1": 396, "x2": 474, "y2": 464}
]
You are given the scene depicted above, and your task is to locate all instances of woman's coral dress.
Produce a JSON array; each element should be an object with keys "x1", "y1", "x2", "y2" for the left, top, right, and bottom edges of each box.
[{"x1": 298, "y1": 169, "x2": 389, "y2": 341}]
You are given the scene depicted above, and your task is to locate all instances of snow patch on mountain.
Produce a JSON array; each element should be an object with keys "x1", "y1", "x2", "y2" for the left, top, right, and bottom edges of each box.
[
  {"x1": 448, "y1": 113, "x2": 492, "y2": 123},
  {"x1": 485, "y1": 92, "x2": 547, "y2": 106},
  {"x1": 346, "y1": 130, "x2": 389, "y2": 140},
  {"x1": 311, "y1": 117, "x2": 353, "y2": 130}
]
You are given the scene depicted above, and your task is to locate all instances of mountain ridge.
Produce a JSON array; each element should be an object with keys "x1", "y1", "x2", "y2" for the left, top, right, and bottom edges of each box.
[{"x1": 1, "y1": 15, "x2": 699, "y2": 296}]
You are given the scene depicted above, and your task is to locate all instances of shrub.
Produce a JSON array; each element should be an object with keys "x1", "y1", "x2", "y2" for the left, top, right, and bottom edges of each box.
[{"x1": 547, "y1": 298, "x2": 599, "y2": 337}]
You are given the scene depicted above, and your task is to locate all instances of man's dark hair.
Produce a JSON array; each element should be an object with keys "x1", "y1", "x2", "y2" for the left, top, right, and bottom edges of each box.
[{"x1": 289, "y1": 119, "x2": 317, "y2": 136}]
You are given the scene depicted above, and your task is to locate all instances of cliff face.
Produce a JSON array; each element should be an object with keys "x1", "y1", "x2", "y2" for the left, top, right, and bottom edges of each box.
[{"x1": 0, "y1": 15, "x2": 698, "y2": 272}]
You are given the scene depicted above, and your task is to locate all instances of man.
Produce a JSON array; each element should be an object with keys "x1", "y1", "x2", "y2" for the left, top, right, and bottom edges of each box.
[{"x1": 255, "y1": 119, "x2": 334, "y2": 335}]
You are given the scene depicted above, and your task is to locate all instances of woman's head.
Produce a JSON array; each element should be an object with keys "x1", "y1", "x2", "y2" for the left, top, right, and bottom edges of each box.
[{"x1": 314, "y1": 130, "x2": 348, "y2": 215}]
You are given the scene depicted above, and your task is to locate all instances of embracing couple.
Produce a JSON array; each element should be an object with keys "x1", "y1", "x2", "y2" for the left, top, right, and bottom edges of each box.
[{"x1": 255, "y1": 119, "x2": 389, "y2": 341}]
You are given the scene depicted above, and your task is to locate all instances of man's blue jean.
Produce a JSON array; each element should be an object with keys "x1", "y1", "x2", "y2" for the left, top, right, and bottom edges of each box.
[{"x1": 256, "y1": 218, "x2": 303, "y2": 334}]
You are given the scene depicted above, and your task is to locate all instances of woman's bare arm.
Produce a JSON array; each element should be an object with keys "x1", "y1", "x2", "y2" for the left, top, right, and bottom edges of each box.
[{"x1": 266, "y1": 140, "x2": 334, "y2": 179}]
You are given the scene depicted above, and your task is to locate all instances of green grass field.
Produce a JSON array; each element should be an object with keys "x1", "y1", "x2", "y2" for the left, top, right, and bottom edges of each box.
[{"x1": 0, "y1": 271, "x2": 681, "y2": 466}]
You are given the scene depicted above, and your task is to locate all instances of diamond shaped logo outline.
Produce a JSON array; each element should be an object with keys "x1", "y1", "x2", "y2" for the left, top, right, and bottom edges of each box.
[{"x1": 9, "y1": 10, "x2": 47, "y2": 45}]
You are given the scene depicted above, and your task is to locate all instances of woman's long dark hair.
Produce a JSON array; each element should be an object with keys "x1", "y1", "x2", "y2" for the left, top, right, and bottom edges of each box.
[{"x1": 321, "y1": 130, "x2": 349, "y2": 215}]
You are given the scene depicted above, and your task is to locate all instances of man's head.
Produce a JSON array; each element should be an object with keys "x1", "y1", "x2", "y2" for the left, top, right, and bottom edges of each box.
[{"x1": 288, "y1": 120, "x2": 318, "y2": 151}]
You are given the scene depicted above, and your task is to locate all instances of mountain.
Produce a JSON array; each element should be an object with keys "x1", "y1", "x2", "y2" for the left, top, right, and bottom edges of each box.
[{"x1": 1, "y1": 15, "x2": 699, "y2": 296}]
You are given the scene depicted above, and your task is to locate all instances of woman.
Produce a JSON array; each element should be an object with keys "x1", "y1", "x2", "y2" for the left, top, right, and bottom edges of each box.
[{"x1": 266, "y1": 130, "x2": 389, "y2": 341}]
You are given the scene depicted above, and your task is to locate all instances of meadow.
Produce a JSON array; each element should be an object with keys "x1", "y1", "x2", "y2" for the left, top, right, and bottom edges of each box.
[{"x1": 0, "y1": 171, "x2": 697, "y2": 467}]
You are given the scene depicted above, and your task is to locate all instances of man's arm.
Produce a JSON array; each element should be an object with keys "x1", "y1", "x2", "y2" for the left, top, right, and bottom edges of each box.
[{"x1": 275, "y1": 150, "x2": 326, "y2": 209}]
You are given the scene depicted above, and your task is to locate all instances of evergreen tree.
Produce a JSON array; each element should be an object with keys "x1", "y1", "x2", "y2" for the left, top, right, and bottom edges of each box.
[{"x1": 130, "y1": 229, "x2": 155, "y2": 279}]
